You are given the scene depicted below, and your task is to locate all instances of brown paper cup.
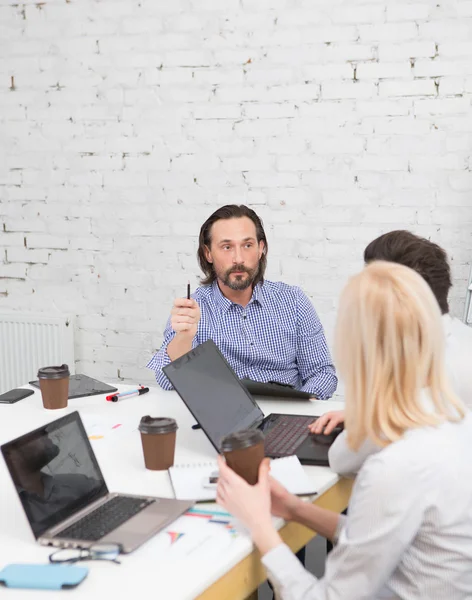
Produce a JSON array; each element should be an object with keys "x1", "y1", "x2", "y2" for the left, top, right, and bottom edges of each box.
[
  {"x1": 223, "y1": 442, "x2": 265, "y2": 485},
  {"x1": 37, "y1": 365, "x2": 70, "y2": 410},
  {"x1": 140, "y1": 431, "x2": 176, "y2": 471},
  {"x1": 221, "y1": 429, "x2": 265, "y2": 485},
  {"x1": 39, "y1": 377, "x2": 69, "y2": 409}
]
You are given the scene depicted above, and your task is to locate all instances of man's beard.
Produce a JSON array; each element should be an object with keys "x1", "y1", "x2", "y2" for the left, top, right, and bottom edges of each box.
[{"x1": 220, "y1": 264, "x2": 258, "y2": 291}]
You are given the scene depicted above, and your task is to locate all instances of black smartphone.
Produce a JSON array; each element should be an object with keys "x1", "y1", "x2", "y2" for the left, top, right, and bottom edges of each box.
[{"x1": 0, "y1": 388, "x2": 35, "y2": 404}]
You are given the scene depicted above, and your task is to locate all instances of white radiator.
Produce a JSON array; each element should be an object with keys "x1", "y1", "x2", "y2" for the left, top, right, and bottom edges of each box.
[{"x1": 0, "y1": 314, "x2": 75, "y2": 394}]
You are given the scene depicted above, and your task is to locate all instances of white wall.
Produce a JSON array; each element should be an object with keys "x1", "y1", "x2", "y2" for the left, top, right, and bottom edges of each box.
[{"x1": 1, "y1": 0, "x2": 471, "y2": 384}]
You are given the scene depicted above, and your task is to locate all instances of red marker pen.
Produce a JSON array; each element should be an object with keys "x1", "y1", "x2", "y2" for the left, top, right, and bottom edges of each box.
[{"x1": 106, "y1": 386, "x2": 150, "y2": 402}]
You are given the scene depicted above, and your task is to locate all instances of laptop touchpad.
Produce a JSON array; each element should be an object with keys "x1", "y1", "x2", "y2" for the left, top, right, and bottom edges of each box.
[
  {"x1": 311, "y1": 425, "x2": 343, "y2": 443},
  {"x1": 125, "y1": 518, "x2": 158, "y2": 534}
]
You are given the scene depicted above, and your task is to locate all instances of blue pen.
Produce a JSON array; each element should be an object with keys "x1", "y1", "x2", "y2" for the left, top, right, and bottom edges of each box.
[{"x1": 106, "y1": 387, "x2": 149, "y2": 402}]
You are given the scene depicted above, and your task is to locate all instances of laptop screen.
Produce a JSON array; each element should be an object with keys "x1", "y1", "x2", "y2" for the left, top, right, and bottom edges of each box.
[
  {"x1": 1, "y1": 412, "x2": 107, "y2": 538},
  {"x1": 163, "y1": 339, "x2": 264, "y2": 452}
]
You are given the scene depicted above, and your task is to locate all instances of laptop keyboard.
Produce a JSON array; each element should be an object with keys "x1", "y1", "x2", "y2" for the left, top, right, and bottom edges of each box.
[
  {"x1": 264, "y1": 415, "x2": 314, "y2": 456},
  {"x1": 56, "y1": 496, "x2": 156, "y2": 542}
]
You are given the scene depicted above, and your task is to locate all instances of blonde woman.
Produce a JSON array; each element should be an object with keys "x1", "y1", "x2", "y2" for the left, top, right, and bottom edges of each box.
[{"x1": 216, "y1": 261, "x2": 472, "y2": 600}]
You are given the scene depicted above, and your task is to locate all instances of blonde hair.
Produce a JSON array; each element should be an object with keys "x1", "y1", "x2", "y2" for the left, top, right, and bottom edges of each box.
[{"x1": 336, "y1": 261, "x2": 465, "y2": 451}]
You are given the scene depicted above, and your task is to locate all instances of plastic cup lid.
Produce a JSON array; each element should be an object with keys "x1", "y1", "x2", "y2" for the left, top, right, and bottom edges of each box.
[
  {"x1": 138, "y1": 416, "x2": 178, "y2": 434},
  {"x1": 37, "y1": 364, "x2": 70, "y2": 380},
  {"x1": 220, "y1": 429, "x2": 264, "y2": 452}
]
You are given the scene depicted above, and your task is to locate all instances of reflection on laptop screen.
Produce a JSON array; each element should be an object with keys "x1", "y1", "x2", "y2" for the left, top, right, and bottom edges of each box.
[
  {"x1": 1, "y1": 412, "x2": 107, "y2": 538},
  {"x1": 163, "y1": 340, "x2": 264, "y2": 451}
]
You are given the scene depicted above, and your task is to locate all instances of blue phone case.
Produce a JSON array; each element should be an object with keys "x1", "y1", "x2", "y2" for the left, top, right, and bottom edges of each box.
[{"x1": 0, "y1": 564, "x2": 88, "y2": 590}]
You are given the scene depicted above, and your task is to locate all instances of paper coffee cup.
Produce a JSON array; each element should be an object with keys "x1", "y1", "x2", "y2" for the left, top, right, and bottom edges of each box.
[
  {"x1": 220, "y1": 429, "x2": 265, "y2": 485},
  {"x1": 138, "y1": 416, "x2": 178, "y2": 471},
  {"x1": 37, "y1": 364, "x2": 70, "y2": 410}
]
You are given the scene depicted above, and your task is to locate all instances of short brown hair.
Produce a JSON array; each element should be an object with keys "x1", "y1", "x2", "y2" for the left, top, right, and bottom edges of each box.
[
  {"x1": 364, "y1": 230, "x2": 452, "y2": 314},
  {"x1": 197, "y1": 205, "x2": 268, "y2": 286}
]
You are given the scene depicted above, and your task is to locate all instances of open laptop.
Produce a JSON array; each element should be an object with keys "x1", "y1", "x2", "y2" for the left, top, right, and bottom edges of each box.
[
  {"x1": 1, "y1": 411, "x2": 192, "y2": 553},
  {"x1": 163, "y1": 340, "x2": 343, "y2": 466}
]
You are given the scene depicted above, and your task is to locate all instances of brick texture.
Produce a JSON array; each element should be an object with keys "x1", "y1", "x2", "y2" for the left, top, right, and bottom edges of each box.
[{"x1": 0, "y1": 0, "x2": 471, "y2": 384}]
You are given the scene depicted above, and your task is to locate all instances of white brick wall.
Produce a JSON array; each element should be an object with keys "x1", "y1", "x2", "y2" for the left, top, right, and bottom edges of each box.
[{"x1": 1, "y1": 0, "x2": 471, "y2": 385}]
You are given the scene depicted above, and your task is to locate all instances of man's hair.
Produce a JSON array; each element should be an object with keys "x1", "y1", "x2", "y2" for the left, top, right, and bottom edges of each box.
[
  {"x1": 197, "y1": 204, "x2": 268, "y2": 286},
  {"x1": 364, "y1": 230, "x2": 452, "y2": 314}
]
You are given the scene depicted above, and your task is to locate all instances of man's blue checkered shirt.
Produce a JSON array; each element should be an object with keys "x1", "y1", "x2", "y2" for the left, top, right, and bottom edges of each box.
[{"x1": 147, "y1": 280, "x2": 337, "y2": 399}]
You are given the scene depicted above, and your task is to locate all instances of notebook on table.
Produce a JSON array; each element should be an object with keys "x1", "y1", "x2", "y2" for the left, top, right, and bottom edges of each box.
[
  {"x1": 1, "y1": 411, "x2": 192, "y2": 554},
  {"x1": 169, "y1": 455, "x2": 318, "y2": 502},
  {"x1": 29, "y1": 374, "x2": 117, "y2": 399},
  {"x1": 163, "y1": 339, "x2": 343, "y2": 466}
]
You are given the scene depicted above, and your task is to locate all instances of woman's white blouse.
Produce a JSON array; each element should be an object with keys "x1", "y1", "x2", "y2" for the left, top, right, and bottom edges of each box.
[{"x1": 262, "y1": 416, "x2": 472, "y2": 600}]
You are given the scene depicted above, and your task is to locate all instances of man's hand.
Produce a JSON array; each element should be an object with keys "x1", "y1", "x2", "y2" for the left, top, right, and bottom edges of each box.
[
  {"x1": 171, "y1": 298, "x2": 201, "y2": 338},
  {"x1": 309, "y1": 410, "x2": 345, "y2": 435}
]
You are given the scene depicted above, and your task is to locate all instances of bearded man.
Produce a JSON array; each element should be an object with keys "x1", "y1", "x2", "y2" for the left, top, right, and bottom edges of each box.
[{"x1": 148, "y1": 204, "x2": 337, "y2": 399}]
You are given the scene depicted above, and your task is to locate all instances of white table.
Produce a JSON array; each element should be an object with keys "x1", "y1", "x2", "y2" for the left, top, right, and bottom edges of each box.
[{"x1": 0, "y1": 384, "x2": 349, "y2": 599}]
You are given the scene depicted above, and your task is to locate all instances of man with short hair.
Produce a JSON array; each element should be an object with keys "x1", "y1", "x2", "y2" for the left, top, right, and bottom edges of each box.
[
  {"x1": 313, "y1": 230, "x2": 472, "y2": 477},
  {"x1": 148, "y1": 204, "x2": 337, "y2": 399}
]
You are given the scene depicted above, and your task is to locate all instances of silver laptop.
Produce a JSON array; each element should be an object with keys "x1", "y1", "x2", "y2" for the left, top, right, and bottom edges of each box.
[{"x1": 1, "y1": 411, "x2": 192, "y2": 553}]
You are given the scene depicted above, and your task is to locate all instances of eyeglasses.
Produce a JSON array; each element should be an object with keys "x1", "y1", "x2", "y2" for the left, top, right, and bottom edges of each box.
[{"x1": 49, "y1": 543, "x2": 121, "y2": 565}]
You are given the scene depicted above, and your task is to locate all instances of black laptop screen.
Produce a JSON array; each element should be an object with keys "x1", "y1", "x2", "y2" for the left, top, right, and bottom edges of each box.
[
  {"x1": 163, "y1": 340, "x2": 264, "y2": 452},
  {"x1": 1, "y1": 412, "x2": 107, "y2": 538}
]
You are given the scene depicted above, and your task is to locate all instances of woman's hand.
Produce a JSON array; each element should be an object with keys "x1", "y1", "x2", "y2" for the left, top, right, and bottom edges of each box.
[
  {"x1": 216, "y1": 456, "x2": 283, "y2": 555},
  {"x1": 309, "y1": 410, "x2": 345, "y2": 435},
  {"x1": 269, "y1": 476, "x2": 301, "y2": 522},
  {"x1": 216, "y1": 456, "x2": 272, "y2": 532}
]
